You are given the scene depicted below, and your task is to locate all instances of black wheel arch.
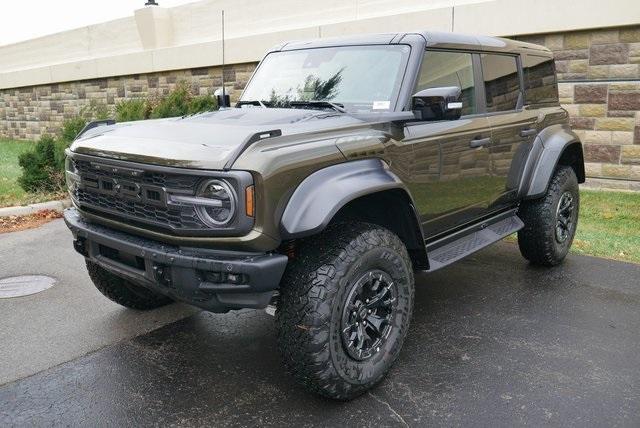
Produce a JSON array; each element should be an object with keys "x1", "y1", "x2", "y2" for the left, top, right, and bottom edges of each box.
[
  {"x1": 520, "y1": 124, "x2": 585, "y2": 200},
  {"x1": 279, "y1": 159, "x2": 429, "y2": 269}
]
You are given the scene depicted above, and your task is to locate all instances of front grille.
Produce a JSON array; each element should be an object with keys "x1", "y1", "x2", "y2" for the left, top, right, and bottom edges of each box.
[
  {"x1": 73, "y1": 159, "x2": 198, "y2": 190},
  {"x1": 75, "y1": 189, "x2": 205, "y2": 230},
  {"x1": 71, "y1": 158, "x2": 209, "y2": 233}
]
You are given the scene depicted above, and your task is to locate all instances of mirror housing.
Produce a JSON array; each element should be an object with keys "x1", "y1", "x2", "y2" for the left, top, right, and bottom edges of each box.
[{"x1": 412, "y1": 86, "x2": 463, "y2": 121}]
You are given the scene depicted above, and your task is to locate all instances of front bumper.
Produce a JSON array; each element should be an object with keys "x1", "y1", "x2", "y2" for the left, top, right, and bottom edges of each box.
[{"x1": 64, "y1": 208, "x2": 288, "y2": 313}]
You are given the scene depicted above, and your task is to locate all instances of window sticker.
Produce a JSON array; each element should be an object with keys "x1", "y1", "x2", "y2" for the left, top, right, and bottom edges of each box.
[{"x1": 372, "y1": 101, "x2": 391, "y2": 110}]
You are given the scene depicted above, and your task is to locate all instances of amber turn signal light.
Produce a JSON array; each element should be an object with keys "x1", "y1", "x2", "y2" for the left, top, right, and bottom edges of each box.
[{"x1": 245, "y1": 185, "x2": 255, "y2": 217}]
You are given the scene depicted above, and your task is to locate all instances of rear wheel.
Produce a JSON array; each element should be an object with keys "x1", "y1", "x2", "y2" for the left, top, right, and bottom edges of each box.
[
  {"x1": 86, "y1": 261, "x2": 173, "y2": 310},
  {"x1": 517, "y1": 166, "x2": 579, "y2": 266},
  {"x1": 276, "y1": 222, "x2": 414, "y2": 400}
]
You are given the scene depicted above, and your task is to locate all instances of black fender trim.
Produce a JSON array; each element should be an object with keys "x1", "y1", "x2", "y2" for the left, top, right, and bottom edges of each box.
[
  {"x1": 519, "y1": 124, "x2": 584, "y2": 199},
  {"x1": 280, "y1": 159, "x2": 418, "y2": 239},
  {"x1": 76, "y1": 119, "x2": 116, "y2": 139},
  {"x1": 223, "y1": 129, "x2": 282, "y2": 170}
]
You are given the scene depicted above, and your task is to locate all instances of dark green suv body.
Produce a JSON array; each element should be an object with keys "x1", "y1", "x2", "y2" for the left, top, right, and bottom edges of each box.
[{"x1": 64, "y1": 31, "x2": 584, "y2": 400}]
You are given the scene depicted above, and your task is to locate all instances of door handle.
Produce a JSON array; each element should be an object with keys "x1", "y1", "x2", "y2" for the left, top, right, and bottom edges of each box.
[
  {"x1": 520, "y1": 128, "x2": 537, "y2": 137},
  {"x1": 469, "y1": 137, "x2": 491, "y2": 148}
]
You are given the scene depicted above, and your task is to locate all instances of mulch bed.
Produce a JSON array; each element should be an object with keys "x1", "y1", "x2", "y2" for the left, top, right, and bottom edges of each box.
[{"x1": 0, "y1": 210, "x2": 63, "y2": 234}]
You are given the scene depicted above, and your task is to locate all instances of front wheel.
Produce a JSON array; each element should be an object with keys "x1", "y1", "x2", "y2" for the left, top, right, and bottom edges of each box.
[
  {"x1": 517, "y1": 166, "x2": 580, "y2": 266},
  {"x1": 276, "y1": 222, "x2": 414, "y2": 400}
]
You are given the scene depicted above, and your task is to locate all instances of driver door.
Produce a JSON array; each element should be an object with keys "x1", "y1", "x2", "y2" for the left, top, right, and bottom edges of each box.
[{"x1": 404, "y1": 50, "x2": 494, "y2": 238}]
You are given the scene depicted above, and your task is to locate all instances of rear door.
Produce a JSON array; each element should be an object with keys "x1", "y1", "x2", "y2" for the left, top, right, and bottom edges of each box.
[
  {"x1": 480, "y1": 53, "x2": 539, "y2": 208},
  {"x1": 405, "y1": 50, "x2": 493, "y2": 237}
]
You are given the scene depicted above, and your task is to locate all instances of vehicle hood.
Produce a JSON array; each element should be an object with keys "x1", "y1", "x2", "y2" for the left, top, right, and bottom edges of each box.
[{"x1": 70, "y1": 108, "x2": 372, "y2": 170}]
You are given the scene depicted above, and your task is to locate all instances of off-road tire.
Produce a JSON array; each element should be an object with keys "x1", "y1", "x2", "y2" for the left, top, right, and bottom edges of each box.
[
  {"x1": 86, "y1": 261, "x2": 173, "y2": 310},
  {"x1": 517, "y1": 166, "x2": 579, "y2": 266},
  {"x1": 276, "y1": 222, "x2": 414, "y2": 400}
]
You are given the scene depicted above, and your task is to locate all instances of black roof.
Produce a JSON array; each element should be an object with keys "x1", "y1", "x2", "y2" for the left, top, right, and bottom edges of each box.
[{"x1": 275, "y1": 30, "x2": 551, "y2": 56}]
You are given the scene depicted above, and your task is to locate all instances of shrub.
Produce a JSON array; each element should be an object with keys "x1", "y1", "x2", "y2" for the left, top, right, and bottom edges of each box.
[
  {"x1": 188, "y1": 94, "x2": 218, "y2": 114},
  {"x1": 149, "y1": 83, "x2": 218, "y2": 119},
  {"x1": 149, "y1": 83, "x2": 192, "y2": 119},
  {"x1": 82, "y1": 99, "x2": 111, "y2": 121},
  {"x1": 60, "y1": 116, "x2": 87, "y2": 143},
  {"x1": 17, "y1": 112, "x2": 97, "y2": 193},
  {"x1": 59, "y1": 100, "x2": 113, "y2": 143},
  {"x1": 18, "y1": 135, "x2": 66, "y2": 192},
  {"x1": 17, "y1": 84, "x2": 220, "y2": 194},
  {"x1": 115, "y1": 99, "x2": 148, "y2": 122}
]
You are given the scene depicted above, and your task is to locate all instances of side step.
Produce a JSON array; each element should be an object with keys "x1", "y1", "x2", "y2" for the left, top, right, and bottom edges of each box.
[{"x1": 425, "y1": 212, "x2": 524, "y2": 272}]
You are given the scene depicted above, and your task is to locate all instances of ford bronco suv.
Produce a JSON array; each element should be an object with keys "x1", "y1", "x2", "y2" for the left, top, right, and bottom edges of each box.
[{"x1": 64, "y1": 31, "x2": 584, "y2": 400}]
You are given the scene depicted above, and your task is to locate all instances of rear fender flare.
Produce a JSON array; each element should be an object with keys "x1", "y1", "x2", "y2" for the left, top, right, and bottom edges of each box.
[{"x1": 520, "y1": 124, "x2": 584, "y2": 199}]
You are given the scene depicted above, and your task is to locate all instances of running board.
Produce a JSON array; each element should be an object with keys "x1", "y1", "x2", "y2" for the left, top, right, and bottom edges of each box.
[{"x1": 425, "y1": 212, "x2": 524, "y2": 272}]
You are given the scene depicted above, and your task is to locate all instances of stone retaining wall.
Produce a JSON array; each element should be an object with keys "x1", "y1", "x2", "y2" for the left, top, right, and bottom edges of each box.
[
  {"x1": 516, "y1": 25, "x2": 640, "y2": 181},
  {"x1": 0, "y1": 63, "x2": 257, "y2": 141}
]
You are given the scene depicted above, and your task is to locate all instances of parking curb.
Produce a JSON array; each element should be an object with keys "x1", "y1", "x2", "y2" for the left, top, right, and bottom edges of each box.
[{"x1": 0, "y1": 199, "x2": 71, "y2": 218}]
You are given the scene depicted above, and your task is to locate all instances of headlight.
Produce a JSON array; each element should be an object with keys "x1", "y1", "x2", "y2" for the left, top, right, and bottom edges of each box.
[{"x1": 194, "y1": 179, "x2": 236, "y2": 226}]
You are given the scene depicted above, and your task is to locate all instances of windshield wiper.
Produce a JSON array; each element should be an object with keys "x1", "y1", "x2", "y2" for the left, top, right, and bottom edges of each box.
[
  {"x1": 236, "y1": 99, "x2": 347, "y2": 113},
  {"x1": 236, "y1": 100, "x2": 269, "y2": 108},
  {"x1": 288, "y1": 101, "x2": 347, "y2": 113}
]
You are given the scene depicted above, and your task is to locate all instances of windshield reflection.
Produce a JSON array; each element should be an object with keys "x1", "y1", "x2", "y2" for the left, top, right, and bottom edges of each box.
[{"x1": 240, "y1": 45, "x2": 411, "y2": 112}]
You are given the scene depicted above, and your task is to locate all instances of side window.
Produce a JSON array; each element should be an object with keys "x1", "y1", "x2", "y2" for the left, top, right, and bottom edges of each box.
[
  {"x1": 415, "y1": 50, "x2": 476, "y2": 116},
  {"x1": 523, "y1": 54, "x2": 559, "y2": 105},
  {"x1": 481, "y1": 54, "x2": 521, "y2": 113}
]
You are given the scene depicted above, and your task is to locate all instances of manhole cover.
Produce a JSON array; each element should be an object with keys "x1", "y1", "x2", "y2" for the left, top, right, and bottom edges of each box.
[{"x1": 0, "y1": 275, "x2": 56, "y2": 298}]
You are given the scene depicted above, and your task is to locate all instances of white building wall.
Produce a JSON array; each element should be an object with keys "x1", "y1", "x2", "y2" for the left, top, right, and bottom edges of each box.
[{"x1": 0, "y1": 0, "x2": 638, "y2": 89}]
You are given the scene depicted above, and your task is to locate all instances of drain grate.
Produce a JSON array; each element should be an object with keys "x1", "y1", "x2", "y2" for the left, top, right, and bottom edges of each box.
[{"x1": 0, "y1": 275, "x2": 56, "y2": 298}]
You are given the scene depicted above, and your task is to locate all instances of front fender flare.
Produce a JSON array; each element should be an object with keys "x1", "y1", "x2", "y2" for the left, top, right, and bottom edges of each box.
[{"x1": 280, "y1": 159, "x2": 412, "y2": 239}]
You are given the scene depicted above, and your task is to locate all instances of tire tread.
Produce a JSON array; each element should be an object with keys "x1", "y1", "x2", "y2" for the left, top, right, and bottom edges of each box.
[
  {"x1": 276, "y1": 222, "x2": 414, "y2": 400},
  {"x1": 517, "y1": 166, "x2": 578, "y2": 266}
]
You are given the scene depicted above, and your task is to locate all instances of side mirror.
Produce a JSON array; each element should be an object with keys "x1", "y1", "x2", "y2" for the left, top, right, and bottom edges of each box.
[{"x1": 412, "y1": 86, "x2": 463, "y2": 121}]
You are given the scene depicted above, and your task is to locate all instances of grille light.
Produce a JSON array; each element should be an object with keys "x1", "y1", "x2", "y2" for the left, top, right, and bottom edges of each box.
[{"x1": 65, "y1": 157, "x2": 80, "y2": 193}]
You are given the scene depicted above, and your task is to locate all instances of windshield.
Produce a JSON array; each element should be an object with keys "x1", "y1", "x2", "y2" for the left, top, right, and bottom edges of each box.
[{"x1": 240, "y1": 45, "x2": 411, "y2": 112}]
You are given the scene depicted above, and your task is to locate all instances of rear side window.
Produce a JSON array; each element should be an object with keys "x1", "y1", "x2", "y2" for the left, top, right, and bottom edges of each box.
[
  {"x1": 481, "y1": 54, "x2": 521, "y2": 113},
  {"x1": 523, "y1": 54, "x2": 559, "y2": 105},
  {"x1": 415, "y1": 50, "x2": 476, "y2": 116}
]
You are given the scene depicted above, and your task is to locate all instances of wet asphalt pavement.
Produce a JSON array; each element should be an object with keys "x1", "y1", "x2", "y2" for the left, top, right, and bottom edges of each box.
[{"x1": 1, "y1": 221, "x2": 640, "y2": 427}]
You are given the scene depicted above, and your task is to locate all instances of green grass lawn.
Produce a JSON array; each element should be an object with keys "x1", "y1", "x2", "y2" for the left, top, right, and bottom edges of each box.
[
  {"x1": 504, "y1": 189, "x2": 639, "y2": 264},
  {"x1": 0, "y1": 139, "x2": 63, "y2": 208},
  {"x1": 572, "y1": 190, "x2": 640, "y2": 264}
]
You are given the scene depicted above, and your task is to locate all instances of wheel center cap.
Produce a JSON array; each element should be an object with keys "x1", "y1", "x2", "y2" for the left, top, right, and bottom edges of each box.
[{"x1": 357, "y1": 306, "x2": 368, "y2": 319}]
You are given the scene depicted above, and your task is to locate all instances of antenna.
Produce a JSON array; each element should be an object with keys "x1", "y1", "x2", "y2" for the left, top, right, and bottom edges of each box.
[
  {"x1": 221, "y1": 10, "x2": 225, "y2": 100},
  {"x1": 216, "y1": 10, "x2": 230, "y2": 108}
]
